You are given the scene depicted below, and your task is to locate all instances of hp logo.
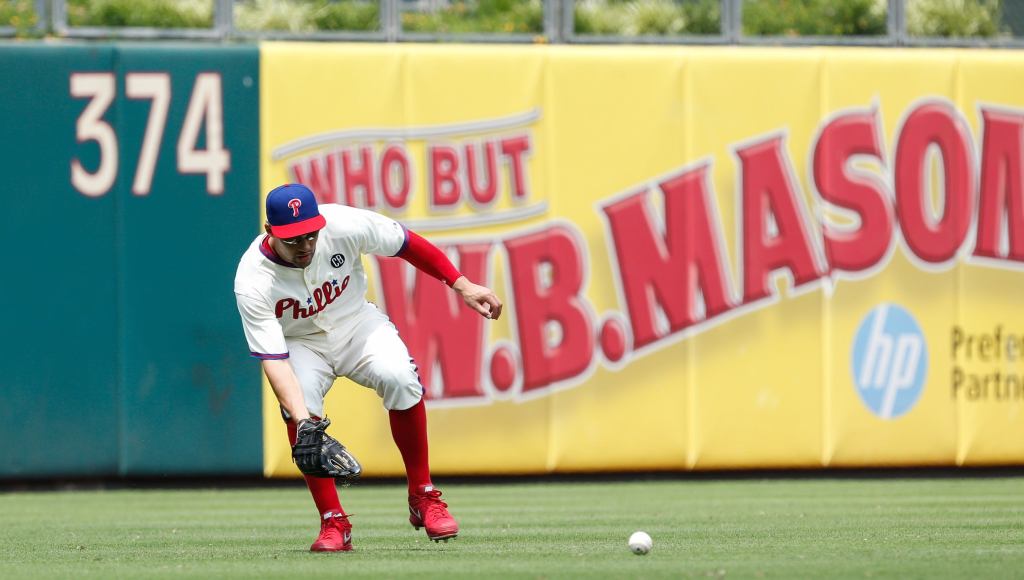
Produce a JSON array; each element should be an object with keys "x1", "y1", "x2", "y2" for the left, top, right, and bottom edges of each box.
[{"x1": 850, "y1": 304, "x2": 928, "y2": 419}]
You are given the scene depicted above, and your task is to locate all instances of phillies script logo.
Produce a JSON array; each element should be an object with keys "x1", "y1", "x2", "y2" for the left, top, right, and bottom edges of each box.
[
  {"x1": 276, "y1": 276, "x2": 350, "y2": 319},
  {"x1": 288, "y1": 198, "x2": 302, "y2": 217},
  {"x1": 272, "y1": 101, "x2": 1024, "y2": 407}
]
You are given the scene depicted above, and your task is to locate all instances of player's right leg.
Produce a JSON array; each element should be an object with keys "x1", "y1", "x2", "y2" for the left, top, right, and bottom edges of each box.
[
  {"x1": 338, "y1": 307, "x2": 459, "y2": 542},
  {"x1": 281, "y1": 337, "x2": 352, "y2": 552}
]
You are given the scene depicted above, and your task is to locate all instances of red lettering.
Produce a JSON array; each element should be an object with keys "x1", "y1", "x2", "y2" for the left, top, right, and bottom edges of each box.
[
  {"x1": 465, "y1": 140, "x2": 499, "y2": 205},
  {"x1": 895, "y1": 102, "x2": 975, "y2": 263},
  {"x1": 313, "y1": 287, "x2": 326, "y2": 311},
  {"x1": 505, "y1": 226, "x2": 593, "y2": 392},
  {"x1": 501, "y1": 135, "x2": 531, "y2": 200},
  {"x1": 273, "y1": 278, "x2": 349, "y2": 321},
  {"x1": 975, "y1": 108, "x2": 1024, "y2": 261},
  {"x1": 602, "y1": 165, "x2": 734, "y2": 349},
  {"x1": 737, "y1": 136, "x2": 823, "y2": 304},
  {"x1": 429, "y1": 145, "x2": 460, "y2": 207},
  {"x1": 289, "y1": 153, "x2": 338, "y2": 204},
  {"x1": 813, "y1": 110, "x2": 894, "y2": 273},
  {"x1": 379, "y1": 145, "x2": 411, "y2": 209},
  {"x1": 377, "y1": 246, "x2": 491, "y2": 400},
  {"x1": 275, "y1": 298, "x2": 297, "y2": 319},
  {"x1": 342, "y1": 146, "x2": 376, "y2": 208}
]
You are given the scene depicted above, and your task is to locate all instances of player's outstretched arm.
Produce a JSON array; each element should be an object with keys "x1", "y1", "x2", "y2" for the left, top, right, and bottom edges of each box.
[
  {"x1": 262, "y1": 359, "x2": 311, "y2": 423},
  {"x1": 452, "y1": 276, "x2": 503, "y2": 320},
  {"x1": 396, "y1": 229, "x2": 502, "y2": 319}
]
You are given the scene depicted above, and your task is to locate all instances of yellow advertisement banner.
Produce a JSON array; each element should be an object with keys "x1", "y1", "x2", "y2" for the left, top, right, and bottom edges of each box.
[{"x1": 260, "y1": 44, "x2": 1024, "y2": 477}]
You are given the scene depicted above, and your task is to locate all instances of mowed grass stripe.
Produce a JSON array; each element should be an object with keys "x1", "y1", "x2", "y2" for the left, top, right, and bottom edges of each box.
[{"x1": 0, "y1": 478, "x2": 1021, "y2": 578}]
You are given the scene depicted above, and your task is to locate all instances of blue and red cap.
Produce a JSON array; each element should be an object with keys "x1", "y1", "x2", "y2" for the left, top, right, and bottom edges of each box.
[{"x1": 265, "y1": 184, "x2": 327, "y2": 239}]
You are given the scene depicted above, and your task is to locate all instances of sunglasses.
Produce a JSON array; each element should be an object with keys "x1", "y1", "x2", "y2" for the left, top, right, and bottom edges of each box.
[{"x1": 280, "y1": 232, "x2": 319, "y2": 246}]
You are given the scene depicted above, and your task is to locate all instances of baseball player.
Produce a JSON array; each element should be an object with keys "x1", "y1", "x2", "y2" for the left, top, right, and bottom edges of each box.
[{"x1": 234, "y1": 183, "x2": 502, "y2": 552}]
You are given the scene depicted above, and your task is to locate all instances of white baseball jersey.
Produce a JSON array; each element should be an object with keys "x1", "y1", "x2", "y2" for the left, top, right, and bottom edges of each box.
[{"x1": 234, "y1": 204, "x2": 407, "y2": 359}]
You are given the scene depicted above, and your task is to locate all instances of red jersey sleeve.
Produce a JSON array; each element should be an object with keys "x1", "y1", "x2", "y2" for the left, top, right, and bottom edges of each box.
[{"x1": 396, "y1": 229, "x2": 463, "y2": 287}]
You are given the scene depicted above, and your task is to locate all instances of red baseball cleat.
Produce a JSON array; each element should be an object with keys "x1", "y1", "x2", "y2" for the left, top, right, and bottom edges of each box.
[
  {"x1": 310, "y1": 511, "x2": 353, "y2": 552},
  {"x1": 408, "y1": 485, "x2": 459, "y2": 542}
]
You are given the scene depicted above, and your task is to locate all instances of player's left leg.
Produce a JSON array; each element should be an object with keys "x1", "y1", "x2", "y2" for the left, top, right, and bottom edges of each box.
[
  {"x1": 284, "y1": 418, "x2": 352, "y2": 552},
  {"x1": 340, "y1": 307, "x2": 459, "y2": 542},
  {"x1": 284, "y1": 338, "x2": 352, "y2": 552}
]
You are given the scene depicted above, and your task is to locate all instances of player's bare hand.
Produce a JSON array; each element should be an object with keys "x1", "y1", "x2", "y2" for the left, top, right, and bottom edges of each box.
[{"x1": 452, "y1": 276, "x2": 503, "y2": 320}]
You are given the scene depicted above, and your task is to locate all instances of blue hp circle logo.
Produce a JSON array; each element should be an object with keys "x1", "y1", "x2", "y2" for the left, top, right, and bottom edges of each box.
[{"x1": 850, "y1": 304, "x2": 928, "y2": 419}]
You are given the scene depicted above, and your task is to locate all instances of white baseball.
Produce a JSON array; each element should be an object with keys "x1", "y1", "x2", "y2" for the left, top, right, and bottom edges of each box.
[{"x1": 628, "y1": 531, "x2": 652, "y2": 555}]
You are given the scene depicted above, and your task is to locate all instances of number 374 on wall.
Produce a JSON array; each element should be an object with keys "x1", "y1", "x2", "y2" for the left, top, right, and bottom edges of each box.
[{"x1": 70, "y1": 72, "x2": 231, "y2": 197}]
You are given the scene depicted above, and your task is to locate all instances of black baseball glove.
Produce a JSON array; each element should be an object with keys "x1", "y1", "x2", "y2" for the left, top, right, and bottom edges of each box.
[{"x1": 291, "y1": 418, "x2": 362, "y2": 483}]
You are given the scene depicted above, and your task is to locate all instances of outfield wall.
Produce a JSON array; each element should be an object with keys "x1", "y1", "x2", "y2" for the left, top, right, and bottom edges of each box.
[
  {"x1": 260, "y1": 44, "x2": 1024, "y2": 477},
  {"x1": 1, "y1": 43, "x2": 1022, "y2": 479},
  {"x1": 0, "y1": 45, "x2": 262, "y2": 477}
]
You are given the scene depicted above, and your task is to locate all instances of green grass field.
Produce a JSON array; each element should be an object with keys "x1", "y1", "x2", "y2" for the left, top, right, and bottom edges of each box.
[{"x1": 1, "y1": 477, "x2": 1022, "y2": 578}]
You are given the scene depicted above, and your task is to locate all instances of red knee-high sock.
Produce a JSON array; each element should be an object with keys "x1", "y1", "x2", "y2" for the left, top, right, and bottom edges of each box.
[
  {"x1": 287, "y1": 418, "x2": 345, "y2": 516},
  {"x1": 388, "y1": 399, "x2": 433, "y2": 495}
]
